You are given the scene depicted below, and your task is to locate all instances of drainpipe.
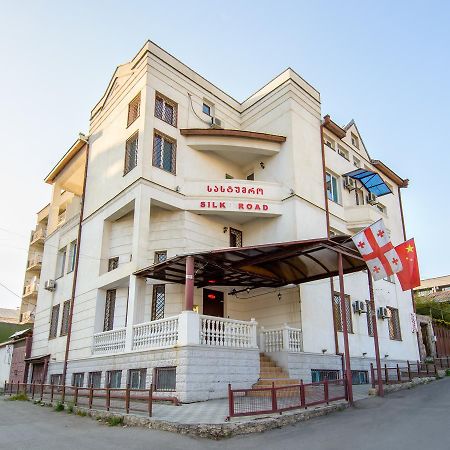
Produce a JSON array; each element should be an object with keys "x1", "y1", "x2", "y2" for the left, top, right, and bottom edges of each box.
[
  {"x1": 62, "y1": 140, "x2": 89, "y2": 385},
  {"x1": 320, "y1": 120, "x2": 339, "y2": 355}
]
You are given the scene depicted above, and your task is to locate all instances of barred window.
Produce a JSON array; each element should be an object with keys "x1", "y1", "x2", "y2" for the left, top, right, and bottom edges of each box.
[
  {"x1": 366, "y1": 300, "x2": 374, "y2": 337},
  {"x1": 50, "y1": 374, "x2": 62, "y2": 386},
  {"x1": 103, "y1": 289, "x2": 116, "y2": 332},
  {"x1": 124, "y1": 132, "x2": 139, "y2": 175},
  {"x1": 155, "y1": 94, "x2": 177, "y2": 127},
  {"x1": 60, "y1": 299, "x2": 71, "y2": 336},
  {"x1": 154, "y1": 367, "x2": 176, "y2": 392},
  {"x1": 154, "y1": 251, "x2": 167, "y2": 263},
  {"x1": 311, "y1": 369, "x2": 340, "y2": 383},
  {"x1": 153, "y1": 132, "x2": 176, "y2": 174},
  {"x1": 152, "y1": 285, "x2": 165, "y2": 321},
  {"x1": 128, "y1": 368, "x2": 147, "y2": 389},
  {"x1": 230, "y1": 228, "x2": 243, "y2": 247},
  {"x1": 107, "y1": 370, "x2": 122, "y2": 388},
  {"x1": 388, "y1": 307, "x2": 402, "y2": 340},
  {"x1": 49, "y1": 304, "x2": 60, "y2": 339},
  {"x1": 72, "y1": 372, "x2": 84, "y2": 387},
  {"x1": 108, "y1": 257, "x2": 119, "y2": 272},
  {"x1": 333, "y1": 292, "x2": 353, "y2": 333},
  {"x1": 127, "y1": 92, "x2": 141, "y2": 127},
  {"x1": 88, "y1": 371, "x2": 102, "y2": 388}
]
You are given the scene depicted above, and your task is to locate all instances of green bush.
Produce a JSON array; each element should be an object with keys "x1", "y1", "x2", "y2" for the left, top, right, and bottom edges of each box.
[
  {"x1": 54, "y1": 401, "x2": 64, "y2": 412},
  {"x1": 6, "y1": 393, "x2": 28, "y2": 401},
  {"x1": 445, "y1": 368, "x2": 450, "y2": 377},
  {"x1": 106, "y1": 416, "x2": 124, "y2": 427},
  {"x1": 76, "y1": 410, "x2": 87, "y2": 417},
  {"x1": 66, "y1": 402, "x2": 74, "y2": 414}
]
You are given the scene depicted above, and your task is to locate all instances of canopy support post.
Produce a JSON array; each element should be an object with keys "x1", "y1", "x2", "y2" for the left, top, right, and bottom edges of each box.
[
  {"x1": 184, "y1": 256, "x2": 195, "y2": 311},
  {"x1": 338, "y1": 252, "x2": 353, "y2": 405}
]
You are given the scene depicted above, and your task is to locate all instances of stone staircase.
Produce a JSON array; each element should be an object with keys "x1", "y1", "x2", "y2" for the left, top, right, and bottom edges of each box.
[{"x1": 252, "y1": 353, "x2": 300, "y2": 389}]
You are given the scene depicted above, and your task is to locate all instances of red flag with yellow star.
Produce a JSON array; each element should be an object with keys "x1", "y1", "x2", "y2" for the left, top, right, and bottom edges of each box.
[{"x1": 395, "y1": 238, "x2": 420, "y2": 291}]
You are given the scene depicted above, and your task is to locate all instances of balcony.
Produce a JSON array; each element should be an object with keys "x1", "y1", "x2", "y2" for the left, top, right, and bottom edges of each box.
[
  {"x1": 23, "y1": 278, "x2": 39, "y2": 297},
  {"x1": 260, "y1": 324, "x2": 303, "y2": 352},
  {"x1": 30, "y1": 227, "x2": 46, "y2": 245},
  {"x1": 345, "y1": 204, "x2": 388, "y2": 232},
  {"x1": 26, "y1": 254, "x2": 43, "y2": 271},
  {"x1": 57, "y1": 210, "x2": 67, "y2": 227},
  {"x1": 92, "y1": 327, "x2": 126, "y2": 354}
]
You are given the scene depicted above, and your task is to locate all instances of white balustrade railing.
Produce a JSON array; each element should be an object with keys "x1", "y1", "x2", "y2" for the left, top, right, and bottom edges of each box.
[
  {"x1": 132, "y1": 316, "x2": 179, "y2": 351},
  {"x1": 93, "y1": 327, "x2": 126, "y2": 354},
  {"x1": 200, "y1": 315, "x2": 257, "y2": 348},
  {"x1": 261, "y1": 324, "x2": 303, "y2": 353}
]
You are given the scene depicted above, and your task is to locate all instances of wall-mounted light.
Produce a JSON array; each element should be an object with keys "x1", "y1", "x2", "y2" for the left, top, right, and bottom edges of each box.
[
  {"x1": 322, "y1": 349, "x2": 327, "y2": 354},
  {"x1": 289, "y1": 188, "x2": 295, "y2": 195},
  {"x1": 384, "y1": 354, "x2": 389, "y2": 359},
  {"x1": 223, "y1": 227, "x2": 228, "y2": 233},
  {"x1": 260, "y1": 161, "x2": 265, "y2": 169},
  {"x1": 362, "y1": 352, "x2": 367, "y2": 358},
  {"x1": 175, "y1": 185, "x2": 180, "y2": 193},
  {"x1": 246, "y1": 288, "x2": 251, "y2": 294},
  {"x1": 277, "y1": 292, "x2": 282, "y2": 301}
]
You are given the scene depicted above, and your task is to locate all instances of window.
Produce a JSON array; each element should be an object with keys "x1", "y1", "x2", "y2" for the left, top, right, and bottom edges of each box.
[
  {"x1": 107, "y1": 370, "x2": 122, "y2": 388},
  {"x1": 124, "y1": 132, "x2": 139, "y2": 175},
  {"x1": 351, "y1": 370, "x2": 369, "y2": 385},
  {"x1": 355, "y1": 189, "x2": 364, "y2": 206},
  {"x1": 56, "y1": 247, "x2": 66, "y2": 279},
  {"x1": 202, "y1": 103, "x2": 211, "y2": 116},
  {"x1": 154, "y1": 251, "x2": 167, "y2": 263},
  {"x1": 311, "y1": 369, "x2": 340, "y2": 382},
  {"x1": 67, "y1": 240, "x2": 77, "y2": 273},
  {"x1": 246, "y1": 173, "x2": 255, "y2": 181},
  {"x1": 128, "y1": 369, "x2": 147, "y2": 389},
  {"x1": 152, "y1": 285, "x2": 165, "y2": 321},
  {"x1": 351, "y1": 133, "x2": 359, "y2": 149},
  {"x1": 337, "y1": 145, "x2": 349, "y2": 160},
  {"x1": 366, "y1": 300, "x2": 374, "y2": 337},
  {"x1": 108, "y1": 257, "x2": 119, "y2": 272},
  {"x1": 60, "y1": 300, "x2": 71, "y2": 336},
  {"x1": 155, "y1": 93, "x2": 177, "y2": 127},
  {"x1": 153, "y1": 131, "x2": 176, "y2": 174},
  {"x1": 103, "y1": 289, "x2": 116, "y2": 332},
  {"x1": 230, "y1": 228, "x2": 243, "y2": 247},
  {"x1": 49, "y1": 304, "x2": 60, "y2": 339},
  {"x1": 333, "y1": 292, "x2": 353, "y2": 333},
  {"x1": 88, "y1": 371, "x2": 102, "y2": 388},
  {"x1": 324, "y1": 137, "x2": 335, "y2": 150},
  {"x1": 225, "y1": 173, "x2": 234, "y2": 179},
  {"x1": 72, "y1": 372, "x2": 84, "y2": 387},
  {"x1": 127, "y1": 92, "x2": 141, "y2": 127},
  {"x1": 154, "y1": 367, "x2": 176, "y2": 392},
  {"x1": 388, "y1": 307, "x2": 402, "y2": 341},
  {"x1": 353, "y1": 156, "x2": 361, "y2": 168},
  {"x1": 326, "y1": 172, "x2": 340, "y2": 204},
  {"x1": 50, "y1": 374, "x2": 62, "y2": 386}
]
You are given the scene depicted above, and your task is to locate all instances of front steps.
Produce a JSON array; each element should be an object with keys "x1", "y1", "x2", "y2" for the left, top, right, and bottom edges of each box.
[{"x1": 252, "y1": 353, "x2": 300, "y2": 389}]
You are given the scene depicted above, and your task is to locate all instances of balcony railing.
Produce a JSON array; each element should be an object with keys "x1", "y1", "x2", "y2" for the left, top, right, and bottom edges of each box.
[
  {"x1": 260, "y1": 324, "x2": 303, "y2": 352},
  {"x1": 23, "y1": 277, "x2": 39, "y2": 297},
  {"x1": 57, "y1": 211, "x2": 67, "y2": 226},
  {"x1": 30, "y1": 227, "x2": 46, "y2": 243},
  {"x1": 132, "y1": 316, "x2": 179, "y2": 351},
  {"x1": 92, "y1": 327, "x2": 126, "y2": 354},
  {"x1": 27, "y1": 254, "x2": 43, "y2": 270}
]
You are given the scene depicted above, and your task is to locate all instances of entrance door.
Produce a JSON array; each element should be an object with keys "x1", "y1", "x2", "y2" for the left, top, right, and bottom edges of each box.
[
  {"x1": 31, "y1": 363, "x2": 45, "y2": 384},
  {"x1": 203, "y1": 289, "x2": 224, "y2": 317}
]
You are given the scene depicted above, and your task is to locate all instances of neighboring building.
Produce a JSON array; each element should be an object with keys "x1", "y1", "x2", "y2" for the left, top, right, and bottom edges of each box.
[
  {"x1": 0, "y1": 307, "x2": 19, "y2": 324},
  {"x1": 19, "y1": 205, "x2": 50, "y2": 324},
  {"x1": 0, "y1": 308, "x2": 30, "y2": 343},
  {"x1": 0, "y1": 329, "x2": 32, "y2": 386},
  {"x1": 0, "y1": 341, "x2": 13, "y2": 387},
  {"x1": 27, "y1": 41, "x2": 419, "y2": 402},
  {"x1": 414, "y1": 275, "x2": 450, "y2": 297}
]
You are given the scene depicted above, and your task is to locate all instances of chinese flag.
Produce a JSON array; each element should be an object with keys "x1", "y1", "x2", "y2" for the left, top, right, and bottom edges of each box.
[{"x1": 395, "y1": 238, "x2": 420, "y2": 291}]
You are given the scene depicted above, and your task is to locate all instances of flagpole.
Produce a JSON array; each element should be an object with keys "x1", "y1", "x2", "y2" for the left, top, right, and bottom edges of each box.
[{"x1": 368, "y1": 271, "x2": 384, "y2": 397}]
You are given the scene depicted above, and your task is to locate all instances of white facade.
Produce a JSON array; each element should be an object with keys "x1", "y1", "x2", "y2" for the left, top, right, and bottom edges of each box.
[{"x1": 29, "y1": 41, "x2": 419, "y2": 402}]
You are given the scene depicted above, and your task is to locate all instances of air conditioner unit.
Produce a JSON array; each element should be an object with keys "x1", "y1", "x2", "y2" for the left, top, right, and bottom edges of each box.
[
  {"x1": 353, "y1": 300, "x2": 367, "y2": 314},
  {"x1": 377, "y1": 306, "x2": 390, "y2": 319},
  {"x1": 367, "y1": 192, "x2": 378, "y2": 205},
  {"x1": 344, "y1": 176, "x2": 356, "y2": 191},
  {"x1": 210, "y1": 117, "x2": 223, "y2": 129},
  {"x1": 44, "y1": 279, "x2": 56, "y2": 292}
]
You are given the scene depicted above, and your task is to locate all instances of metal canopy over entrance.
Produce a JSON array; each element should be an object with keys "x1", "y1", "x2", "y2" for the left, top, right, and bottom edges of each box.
[
  {"x1": 344, "y1": 168, "x2": 392, "y2": 197},
  {"x1": 134, "y1": 236, "x2": 366, "y2": 288}
]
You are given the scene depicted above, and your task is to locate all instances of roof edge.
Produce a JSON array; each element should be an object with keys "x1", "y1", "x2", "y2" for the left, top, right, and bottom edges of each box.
[{"x1": 371, "y1": 160, "x2": 409, "y2": 188}]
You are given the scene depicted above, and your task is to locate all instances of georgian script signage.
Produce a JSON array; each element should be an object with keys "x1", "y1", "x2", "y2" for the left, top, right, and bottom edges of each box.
[{"x1": 207, "y1": 184, "x2": 264, "y2": 195}]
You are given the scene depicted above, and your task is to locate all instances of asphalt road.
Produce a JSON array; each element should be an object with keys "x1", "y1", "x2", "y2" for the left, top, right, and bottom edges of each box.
[{"x1": 1, "y1": 378, "x2": 449, "y2": 450}]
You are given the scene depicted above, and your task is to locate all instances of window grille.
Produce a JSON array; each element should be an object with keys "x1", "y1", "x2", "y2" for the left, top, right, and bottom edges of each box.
[
  {"x1": 128, "y1": 368, "x2": 147, "y2": 389},
  {"x1": 127, "y1": 92, "x2": 141, "y2": 126},
  {"x1": 103, "y1": 289, "x2": 116, "y2": 332},
  {"x1": 88, "y1": 371, "x2": 102, "y2": 388},
  {"x1": 108, "y1": 257, "x2": 119, "y2": 271},
  {"x1": 49, "y1": 304, "x2": 60, "y2": 339},
  {"x1": 152, "y1": 285, "x2": 165, "y2": 321},
  {"x1": 333, "y1": 292, "x2": 353, "y2": 333},
  {"x1": 154, "y1": 251, "x2": 167, "y2": 263},
  {"x1": 50, "y1": 374, "x2": 62, "y2": 386},
  {"x1": 154, "y1": 94, "x2": 177, "y2": 127},
  {"x1": 311, "y1": 369, "x2": 340, "y2": 382},
  {"x1": 154, "y1": 367, "x2": 176, "y2": 392},
  {"x1": 72, "y1": 372, "x2": 84, "y2": 387},
  {"x1": 153, "y1": 131, "x2": 176, "y2": 174},
  {"x1": 60, "y1": 299, "x2": 71, "y2": 336},
  {"x1": 351, "y1": 370, "x2": 369, "y2": 384},
  {"x1": 230, "y1": 228, "x2": 243, "y2": 247},
  {"x1": 366, "y1": 300, "x2": 374, "y2": 337},
  {"x1": 388, "y1": 307, "x2": 402, "y2": 340},
  {"x1": 124, "y1": 132, "x2": 139, "y2": 175},
  {"x1": 107, "y1": 370, "x2": 122, "y2": 388}
]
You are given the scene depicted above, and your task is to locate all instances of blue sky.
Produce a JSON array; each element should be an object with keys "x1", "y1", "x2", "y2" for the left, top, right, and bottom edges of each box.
[{"x1": 0, "y1": 0, "x2": 449, "y2": 308}]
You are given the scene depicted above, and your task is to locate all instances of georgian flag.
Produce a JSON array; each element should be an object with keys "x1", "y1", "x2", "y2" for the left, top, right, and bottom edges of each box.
[{"x1": 351, "y1": 219, "x2": 403, "y2": 281}]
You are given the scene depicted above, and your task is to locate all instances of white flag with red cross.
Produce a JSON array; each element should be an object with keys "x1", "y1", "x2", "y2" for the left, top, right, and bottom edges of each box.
[{"x1": 351, "y1": 219, "x2": 403, "y2": 281}]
